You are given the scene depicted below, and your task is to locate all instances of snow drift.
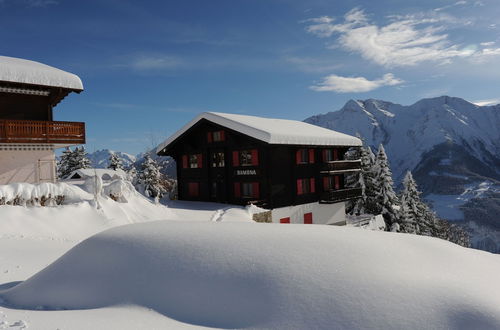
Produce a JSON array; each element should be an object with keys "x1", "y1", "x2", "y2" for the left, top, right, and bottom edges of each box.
[{"x1": 2, "y1": 222, "x2": 500, "y2": 329}]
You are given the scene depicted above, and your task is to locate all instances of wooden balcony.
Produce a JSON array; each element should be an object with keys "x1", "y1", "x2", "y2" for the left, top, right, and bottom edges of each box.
[
  {"x1": 0, "y1": 119, "x2": 85, "y2": 145},
  {"x1": 321, "y1": 159, "x2": 361, "y2": 173},
  {"x1": 319, "y1": 187, "x2": 362, "y2": 204}
]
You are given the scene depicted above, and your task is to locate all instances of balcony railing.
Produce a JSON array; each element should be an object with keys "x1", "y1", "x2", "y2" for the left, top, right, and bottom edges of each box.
[
  {"x1": 319, "y1": 187, "x2": 362, "y2": 204},
  {"x1": 0, "y1": 119, "x2": 85, "y2": 145},
  {"x1": 321, "y1": 159, "x2": 361, "y2": 173}
]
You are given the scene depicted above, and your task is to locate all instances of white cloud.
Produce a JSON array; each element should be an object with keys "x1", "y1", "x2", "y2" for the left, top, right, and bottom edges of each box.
[
  {"x1": 472, "y1": 98, "x2": 500, "y2": 106},
  {"x1": 304, "y1": 8, "x2": 498, "y2": 68},
  {"x1": 480, "y1": 41, "x2": 495, "y2": 47},
  {"x1": 310, "y1": 73, "x2": 403, "y2": 93}
]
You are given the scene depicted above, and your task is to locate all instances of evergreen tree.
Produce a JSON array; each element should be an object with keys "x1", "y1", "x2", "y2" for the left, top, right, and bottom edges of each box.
[
  {"x1": 108, "y1": 153, "x2": 123, "y2": 171},
  {"x1": 126, "y1": 165, "x2": 138, "y2": 184},
  {"x1": 399, "y1": 194, "x2": 417, "y2": 233},
  {"x1": 57, "y1": 146, "x2": 90, "y2": 178},
  {"x1": 139, "y1": 155, "x2": 166, "y2": 199},
  {"x1": 398, "y1": 171, "x2": 422, "y2": 233},
  {"x1": 373, "y1": 144, "x2": 399, "y2": 228},
  {"x1": 349, "y1": 145, "x2": 378, "y2": 215}
]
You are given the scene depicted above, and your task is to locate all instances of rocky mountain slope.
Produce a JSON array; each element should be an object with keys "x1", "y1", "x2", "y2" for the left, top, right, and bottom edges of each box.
[{"x1": 305, "y1": 96, "x2": 500, "y2": 252}]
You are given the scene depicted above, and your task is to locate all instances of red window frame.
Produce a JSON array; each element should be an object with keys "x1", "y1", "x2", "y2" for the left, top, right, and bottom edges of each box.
[
  {"x1": 304, "y1": 212, "x2": 313, "y2": 224},
  {"x1": 296, "y1": 178, "x2": 316, "y2": 195},
  {"x1": 234, "y1": 182, "x2": 260, "y2": 199},
  {"x1": 323, "y1": 175, "x2": 341, "y2": 190},
  {"x1": 280, "y1": 217, "x2": 290, "y2": 224},
  {"x1": 296, "y1": 149, "x2": 315, "y2": 164},
  {"x1": 233, "y1": 149, "x2": 259, "y2": 167}
]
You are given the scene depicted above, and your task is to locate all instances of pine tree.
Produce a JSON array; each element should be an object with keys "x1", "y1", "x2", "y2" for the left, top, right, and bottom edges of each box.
[
  {"x1": 126, "y1": 165, "x2": 138, "y2": 184},
  {"x1": 349, "y1": 145, "x2": 378, "y2": 215},
  {"x1": 398, "y1": 171, "x2": 422, "y2": 233},
  {"x1": 373, "y1": 144, "x2": 399, "y2": 228},
  {"x1": 57, "y1": 146, "x2": 90, "y2": 178},
  {"x1": 138, "y1": 155, "x2": 165, "y2": 199},
  {"x1": 108, "y1": 153, "x2": 123, "y2": 171},
  {"x1": 399, "y1": 194, "x2": 417, "y2": 233}
]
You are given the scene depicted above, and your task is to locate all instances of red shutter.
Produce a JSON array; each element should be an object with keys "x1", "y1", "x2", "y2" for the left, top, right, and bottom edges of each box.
[
  {"x1": 323, "y1": 177, "x2": 329, "y2": 190},
  {"x1": 251, "y1": 149, "x2": 259, "y2": 166},
  {"x1": 322, "y1": 149, "x2": 327, "y2": 162},
  {"x1": 335, "y1": 175, "x2": 340, "y2": 190},
  {"x1": 207, "y1": 132, "x2": 212, "y2": 143},
  {"x1": 296, "y1": 179, "x2": 303, "y2": 195},
  {"x1": 252, "y1": 182, "x2": 259, "y2": 198},
  {"x1": 280, "y1": 217, "x2": 290, "y2": 224},
  {"x1": 234, "y1": 182, "x2": 241, "y2": 198},
  {"x1": 333, "y1": 149, "x2": 338, "y2": 161},
  {"x1": 296, "y1": 150, "x2": 302, "y2": 164},
  {"x1": 188, "y1": 182, "x2": 199, "y2": 197},
  {"x1": 220, "y1": 130, "x2": 225, "y2": 141},
  {"x1": 309, "y1": 149, "x2": 315, "y2": 163},
  {"x1": 233, "y1": 151, "x2": 239, "y2": 166},
  {"x1": 197, "y1": 154, "x2": 202, "y2": 168},
  {"x1": 182, "y1": 155, "x2": 188, "y2": 169},
  {"x1": 304, "y1": 212, "x2": 313, "y2": 224},
  {"x1": 310, "y1": 178, "x2": 315, "y2": 193}
]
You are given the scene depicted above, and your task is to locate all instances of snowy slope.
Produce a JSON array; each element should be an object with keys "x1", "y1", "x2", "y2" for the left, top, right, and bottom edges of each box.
[{"x1": 2, "y1": 221, "x2": 500, "y2": 329}]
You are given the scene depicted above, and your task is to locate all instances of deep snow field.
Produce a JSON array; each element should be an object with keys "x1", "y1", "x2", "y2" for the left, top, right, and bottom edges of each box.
[{"x1": 0, "y1": 181, "x2": 500, "y2": 329}]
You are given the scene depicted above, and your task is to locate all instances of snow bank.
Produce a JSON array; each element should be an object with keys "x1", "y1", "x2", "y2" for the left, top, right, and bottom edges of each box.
[
  {"x1": 2, "y1": 222, "x2": 500, "y2": 329},
  {"x1": 0, "y1": 182, "x2": 90, "y2": 206}
]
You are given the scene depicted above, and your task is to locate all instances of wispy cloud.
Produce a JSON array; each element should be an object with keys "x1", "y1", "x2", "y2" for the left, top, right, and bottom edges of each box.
[
  {"x1": 310, "y1": 73, "x2": 403, "y2": 93},
  {"x1": 434, "y1": 0, "x2": 467, "y2": 12},
  {"x1": 304, "y1": 8, "x2": 499, "y2": 68},
  {"x1": 284, "y1": 56, "x2": 342, "y2": 73},
  {"x1": 129, "y1": 55, "x2": 185, "y2": 71},
  {"x1": 472, "y1": 98, "x2": 500, "y2": 106}
]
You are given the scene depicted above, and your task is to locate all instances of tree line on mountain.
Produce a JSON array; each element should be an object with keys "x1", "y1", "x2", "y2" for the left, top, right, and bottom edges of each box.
[
  {"x1": 57, "y1": 147, "x2": 171, "y2": 200},
  {"x1": 346, "y1": 143, "x2": 470, "y2": 248}
]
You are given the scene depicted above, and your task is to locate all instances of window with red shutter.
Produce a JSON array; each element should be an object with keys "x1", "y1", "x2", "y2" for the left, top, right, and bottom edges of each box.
[
  {"x1": 296, "y1": 150, "x2": 301, "y2": 164},
  {"x1": 335, "y1": 175, "x2": 340, "y2": 190},
  {"x1": 233, "y1": 151, "x2": 240, "y2": 167},
  {"x1": 251, "y1": 149, "x2": 259, "y2": 166},
  {"x1": 304, "y1": 212, "x2": 313, "y2": 224},
  {"x1": 310, "y1": 178, "x2": 315, "y2": 193},
  {"x1": 207, "y1": 132, "x2": 212, "y2": 143},
  {"x1": 182, "y1": 155, "x2": 188, "y2": 169},
  {"x1": 188, "y1": 182, "x2": 199, "y2": 197},
  {"x1": 280, "y1": 217, "x2": 290, "y2": 224},
  {"x1": 333, "y1": 149, "x2": 339, "y2": 161},
  {"x1": 309, "y1": 149, "x2": 315, "y2": 163},
  {"x1": 252, "y1": 182, "x2": 259, "y2": 198},
  {"x1": 296, "y1": 179, "x2": 303, "y2": 195}
]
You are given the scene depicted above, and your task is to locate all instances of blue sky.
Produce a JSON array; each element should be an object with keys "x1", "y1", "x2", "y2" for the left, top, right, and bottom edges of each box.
[{"x1": 2, "y1": 0, "x2": 500, "y2": 155}]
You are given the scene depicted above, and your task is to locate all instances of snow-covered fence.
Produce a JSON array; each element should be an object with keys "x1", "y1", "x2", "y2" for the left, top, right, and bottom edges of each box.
[{"x1": 0, "y1": 182, "x2": 88, "y2": 207}]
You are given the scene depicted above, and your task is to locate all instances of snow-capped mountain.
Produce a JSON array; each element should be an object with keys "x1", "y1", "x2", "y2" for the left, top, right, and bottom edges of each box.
[
  {"x1": 305, "y1": 96, "x2": 500, "y2": 252},
  {"x1": 87, "y1": 149, "x2": 137, "y2": 169}
]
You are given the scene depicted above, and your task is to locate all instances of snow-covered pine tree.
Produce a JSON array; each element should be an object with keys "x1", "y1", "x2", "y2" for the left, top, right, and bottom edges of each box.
[
  {"x1": 348, "y1": 145, "x2": 378, "y2": 215},
  {"x1": 374, "y1": 144, "x2": 399, "y2": 228},
  {"x1": 73, "y1": 146, "x2": 91, "y2": 170},
  {"x1": 126, "y1": 165, "x2": 138, "y2": 184},
  {"x1": 108, "y1": 153, "x2": 123, "y2": 171},
  {"x1": 57, "y1": 147, "x2": 73, "y2": 178},
  {"x1": 139, "y1": 155, "x2": 166, "y2": 199},
  {"x1": 399, "y1": 171, "x2": 423, "y2": 234},
  {"x1": 399, "y1": 194, "x2": 417, "y2": 234}
]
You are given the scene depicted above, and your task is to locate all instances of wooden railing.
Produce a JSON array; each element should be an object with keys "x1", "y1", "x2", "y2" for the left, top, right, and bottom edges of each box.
[
  {"x1": 321, "y1": 159, "x2": 361, "y2": 173},
  {"x1": 319, "y1": 187, "x2": 362, "y2": 204},
  {"x1": 0, "y1": 119, "x2": 85, "y2": 144}
]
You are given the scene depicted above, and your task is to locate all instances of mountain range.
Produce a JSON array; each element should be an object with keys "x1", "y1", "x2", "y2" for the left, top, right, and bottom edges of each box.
[{"x1": 305, "y1": 96, "x2": 500, "y2": 252}]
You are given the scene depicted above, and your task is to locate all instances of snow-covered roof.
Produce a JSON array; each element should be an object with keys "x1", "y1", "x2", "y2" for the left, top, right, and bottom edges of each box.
[
  {"x1": 67, "y1": 168, "x2": 126, "y2": 181},
  {"x1": 157, "y1": 112, "x2": 362, "y2": 153},
  {"x1": 0, "y1": 55, "x2": 83, "y2": 91}
]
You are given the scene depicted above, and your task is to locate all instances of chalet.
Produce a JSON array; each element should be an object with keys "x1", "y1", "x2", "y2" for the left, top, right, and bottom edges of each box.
[
  {"x1": 0, "y1": 56, "x2": 85, "y2": 185},
  {"x1": 157, "y1": 112, "x2": 363, "y2": 225}
]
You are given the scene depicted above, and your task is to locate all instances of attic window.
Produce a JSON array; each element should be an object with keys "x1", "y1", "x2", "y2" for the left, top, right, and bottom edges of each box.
[{"x1": 208, "y1": 130, "x2": 225, "y2": 143}]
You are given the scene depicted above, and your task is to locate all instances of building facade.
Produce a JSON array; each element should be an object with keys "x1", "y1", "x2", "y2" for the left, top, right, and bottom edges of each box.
[
  {"x1": 157, "y1": 112, "x2": 362, "y2": 225},
  {"x1": 0, "y1": 56, "x2": 85, "y2": 185}
]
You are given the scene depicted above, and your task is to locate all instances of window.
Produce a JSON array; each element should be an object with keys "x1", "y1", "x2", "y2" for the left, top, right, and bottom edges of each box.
[
  {"x1": 211, "y1": 152, "x2": 225, "y2": 167},
  {"x1": 234, "y1": 182, "x2": 260, "y2": 199},
  {"x1": 232, "y1": 149, "x2": 259, "y2": 167},
  {"x1": 189, "y1": 154, "x2": 203, "y2": 168},
  {"x1": 207, "y1": 130, "x2": 225, "y2": 143},
  {"x1": 187, "y1": 182, "x2": 200, "y2": 197},
  {"x1": 323, "y1": 175, "x2": 341, "y2": 190},
  {"x1": 296, "y1": 178, "x2": 316, "y2": 195},
  {"x1": 323, "y1": 149, "x2": 339, "y2": 162},
  {"x1": 296, "y1": 149, "x2": 315, "y2": 164},
  {"x1": 280, "y1": 217, "x2": 290, "y2": 224},
  {"x1": 304, "y1": 213, "x2": 313, "y2": 224}
]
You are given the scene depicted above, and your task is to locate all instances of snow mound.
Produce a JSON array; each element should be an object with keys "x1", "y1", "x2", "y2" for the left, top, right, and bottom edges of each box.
[
  {"x1": 0, "y1": 182, "x2": 91, "y2": 205},
  {"x1": 2, "y1": 222, "x2": 500, "y2": 329}
]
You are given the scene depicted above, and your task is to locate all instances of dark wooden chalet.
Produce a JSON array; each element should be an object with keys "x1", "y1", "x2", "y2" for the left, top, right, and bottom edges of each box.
[{"x1": 157, "y1": 112, "x2": 362, "y2": 210}]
